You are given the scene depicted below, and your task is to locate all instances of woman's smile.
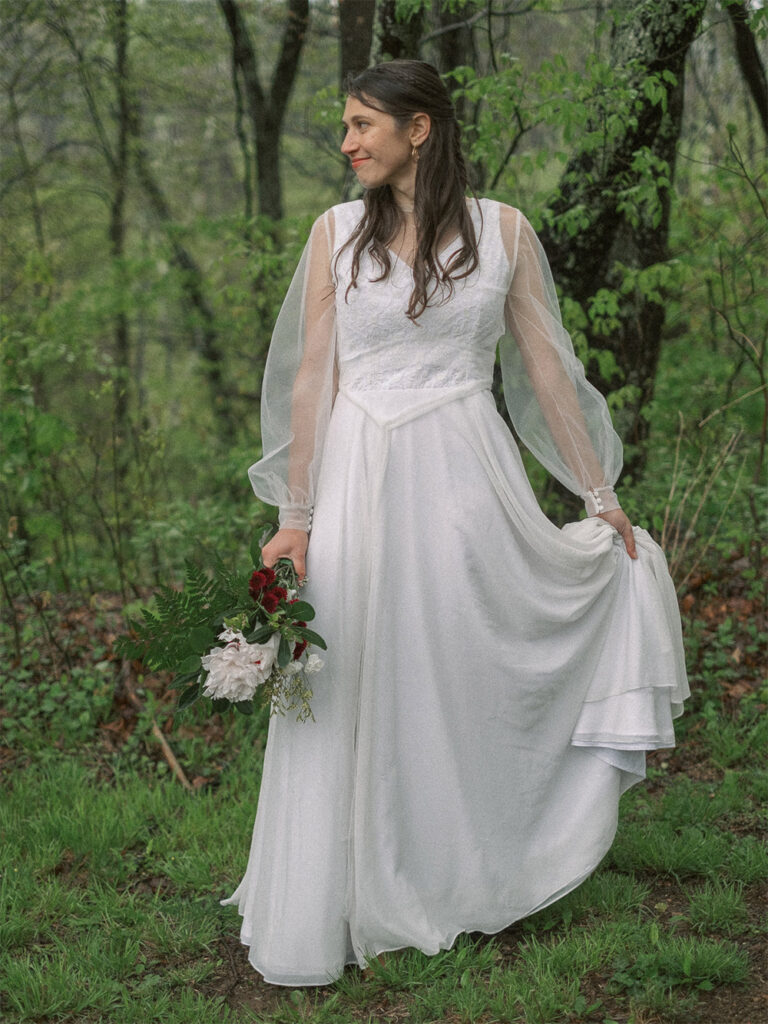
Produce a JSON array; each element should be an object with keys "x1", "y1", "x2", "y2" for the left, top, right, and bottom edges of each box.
[{"x1": 341, "y1": 96, "x2": 415, "y2": 194}]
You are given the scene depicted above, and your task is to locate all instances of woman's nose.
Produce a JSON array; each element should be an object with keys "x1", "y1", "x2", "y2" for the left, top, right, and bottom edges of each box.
[{"x1": 341, "y1": 131, "x2": 357, "y2": 155}]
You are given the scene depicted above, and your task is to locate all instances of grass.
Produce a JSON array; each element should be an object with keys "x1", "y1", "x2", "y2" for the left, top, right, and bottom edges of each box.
[{"x1": 1, "y1": 556, "x2": 766, "y2": 1023}]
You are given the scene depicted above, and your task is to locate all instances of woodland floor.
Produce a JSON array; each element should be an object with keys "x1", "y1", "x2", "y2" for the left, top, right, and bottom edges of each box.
[{"x1": 1, "y1": 552, "x2": 766, "y2": 1024}]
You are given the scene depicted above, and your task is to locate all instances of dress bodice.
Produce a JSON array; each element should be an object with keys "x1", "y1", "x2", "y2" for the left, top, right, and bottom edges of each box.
[
  {"x1": 249, "y1": 195, "x2": 624, "y2": 531},
  {"x1": 332, "y1": 199, "x2": 509, "y2": 393}
]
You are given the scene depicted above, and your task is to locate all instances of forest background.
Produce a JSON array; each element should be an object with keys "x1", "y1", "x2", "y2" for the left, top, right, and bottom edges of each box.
[{"x1": 1, "y1": 2, "x2": 767, "y2": 1024}]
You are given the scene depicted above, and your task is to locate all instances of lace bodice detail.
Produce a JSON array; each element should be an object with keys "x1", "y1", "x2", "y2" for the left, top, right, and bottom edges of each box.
[
  {"x1": 248, "y1": 197, "x2": 623, "y2": 530},
  {"x1": 334, "y1": 200, "x2": 506, "y2": 392}
]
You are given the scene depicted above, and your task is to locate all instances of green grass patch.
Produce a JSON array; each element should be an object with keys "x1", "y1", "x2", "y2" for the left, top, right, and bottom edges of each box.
[
  {"x1": 1, "y1": 550, "x2": 765, "y2": 1023},
  {"x1": 1, "y1": 742, "x2": 763, "y2": 1024}
]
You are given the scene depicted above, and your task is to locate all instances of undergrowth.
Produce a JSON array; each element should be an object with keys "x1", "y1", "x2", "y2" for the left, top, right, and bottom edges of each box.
[{"x1": 1, "y1": 546, "x2": 765, "y2": 1024}]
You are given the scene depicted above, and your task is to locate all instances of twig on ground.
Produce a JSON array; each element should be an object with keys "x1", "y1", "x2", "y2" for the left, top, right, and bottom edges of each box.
[{"x1": 120, "y1": 660, "x2": 193, "y2": 791}]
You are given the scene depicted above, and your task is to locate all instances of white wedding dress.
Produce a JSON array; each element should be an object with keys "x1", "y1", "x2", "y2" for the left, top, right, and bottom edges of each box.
[{"x1": 220, "y1": 198, "x2": 689, "y2": 986}]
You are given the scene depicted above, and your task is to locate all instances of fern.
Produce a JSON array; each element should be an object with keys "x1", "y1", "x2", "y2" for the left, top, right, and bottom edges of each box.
[
  {"x1": 116, "y1": 561, "x2": 250, "y2": 671},
  {"x1": 116, "y1": 550, "x2": 323, "y2": 723}
]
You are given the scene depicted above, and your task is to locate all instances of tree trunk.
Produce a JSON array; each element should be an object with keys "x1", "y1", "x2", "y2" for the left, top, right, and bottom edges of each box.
[
  {"x1": 370, "y1": 0, "x2": 424, "y2": 63},
  {"x1": 339, "y1": 0, "x2": 375, "y2": 199},
  {"x1": 6, "y1": 77, "x2": 49, "y2": 408},
  {"x1": 339, "y1": 0, "x2": 375, "y2": 86},
  {"x1": 725, "y1": 0, "x2": 768, "y2": 143},
  {"x1": 130, "y1": 121, "x2": 237, "y2": 439},
  {"x1": 429, "y1": 0, "x2": 484, "y2": 189},
  {"x1": 538, "y1": 0, "x2": 707, "y2": 472},
  {"x1": 110, "y1": 0, "x2": 130, "y2": 480},
  {"x1": 218, "y1": 0, "x2": 310, "y2": 222}
]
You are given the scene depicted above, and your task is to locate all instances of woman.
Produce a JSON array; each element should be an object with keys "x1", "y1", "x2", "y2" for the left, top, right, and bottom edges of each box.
[{"x1": 221, "y1": 60, "x2": 688, "y2": 987}]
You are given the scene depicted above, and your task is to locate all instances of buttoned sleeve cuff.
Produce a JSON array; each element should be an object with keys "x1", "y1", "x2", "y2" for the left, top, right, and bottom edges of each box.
[
  {"x1": 582, "y1": 486, "x2": 621, "y2": 517},
  {"x1": 278, "y1": 506, "x2": 313, "y2": 533}
]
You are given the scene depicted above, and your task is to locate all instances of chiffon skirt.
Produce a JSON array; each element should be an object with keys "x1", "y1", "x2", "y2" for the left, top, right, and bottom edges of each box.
[{"x1": 221, "y1": 386, "x2": 688, "y2": 986}]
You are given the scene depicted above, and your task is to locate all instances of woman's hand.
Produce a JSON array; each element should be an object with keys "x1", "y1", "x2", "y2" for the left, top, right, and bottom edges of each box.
[
  {"x1": 597, "y1": 508, "x2": 638, "y2": 559},
  {"x1": 261, "y1": 528, "x2": 310, "y2": 581}
]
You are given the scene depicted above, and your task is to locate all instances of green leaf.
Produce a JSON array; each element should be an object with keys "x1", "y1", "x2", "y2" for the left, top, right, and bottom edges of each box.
[
  {"x1": 178, "y1": 654, "x2": 202, "y2": 674},
  {"x1": 287, "y1": 601, "x2": 315, "y2": 621},
  {"x1": 278, "y1": 634, "x2": 292, "y2": 668},
  {"x1": 246, "y1": 624, "x2": 274, "y2": 644},
  {"x1": 188, "y1": 626, "x2": 214, "y2": 652},
  {"x1": 234, "y1": 700, "x2": 254, "y2": 715},
  {"x1": 294, "y1": 628, "x2": 327, "y2": 650},
  {"x1": 171, "y1": 668, "x2": 202, "y2": 688},
  {"x1": 211, "y1": 698, "x2": 230, "y2": 714},
  {"x1": 177, "y1": 683, "x2": 201, "y2": 710}
]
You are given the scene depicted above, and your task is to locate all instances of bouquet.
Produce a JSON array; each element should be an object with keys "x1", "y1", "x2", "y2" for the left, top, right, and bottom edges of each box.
[{"x1": 117, "y1": 534, "x2": 325, "y2": 722}]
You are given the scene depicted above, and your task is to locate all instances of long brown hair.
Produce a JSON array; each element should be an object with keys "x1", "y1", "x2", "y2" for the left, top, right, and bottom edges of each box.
[{"x1": 337, "y1": 60, "x2": 480, "y2": 321}]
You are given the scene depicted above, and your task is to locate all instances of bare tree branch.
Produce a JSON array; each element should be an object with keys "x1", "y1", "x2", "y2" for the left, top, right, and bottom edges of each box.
[{"x1": 218, "y1": 0, "x2": 309, "y2": 220}]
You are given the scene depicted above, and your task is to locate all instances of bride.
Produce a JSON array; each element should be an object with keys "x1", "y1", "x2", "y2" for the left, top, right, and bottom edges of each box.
[{"x1": 220, "y1": 59, "x2": 688, "y2": 987}]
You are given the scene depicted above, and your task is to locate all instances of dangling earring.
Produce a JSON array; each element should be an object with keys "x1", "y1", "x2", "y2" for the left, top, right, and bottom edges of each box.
[{"x1": 411, "y1": 145, "x2": 420, "y2": 162}]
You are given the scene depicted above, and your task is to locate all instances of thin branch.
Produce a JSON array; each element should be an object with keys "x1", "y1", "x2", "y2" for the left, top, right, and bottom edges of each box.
[
  {"x1": 0, "y1": 139, "x2": 100, "y2": 204},
  {"x1": 44, "y1": 7, "x2": 117, "y2": 173},
  {"x1": 727, "y1": 133, "x2": 768, "y2": 220},
  {"x1": 489, "y1": 111, "x2": 532, "y2": 189},
  {"x1": 420, "y1": 0, "x2": 535, "y2": 45},
  {"x1": 698, "y1": 383, "x2": 768, "y2": 427}
]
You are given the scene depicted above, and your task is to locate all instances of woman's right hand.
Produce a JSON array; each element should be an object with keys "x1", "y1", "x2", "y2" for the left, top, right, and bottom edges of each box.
[{"x1": 261, "y1": 528, "x2": 310, "y2": 581}]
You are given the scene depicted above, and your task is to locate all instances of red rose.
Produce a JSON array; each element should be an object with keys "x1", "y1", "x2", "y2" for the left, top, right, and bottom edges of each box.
[
  {"x1": 261, "y1": 590, "x2": 280, "y2": 614},
  {"x1": 262, "y1": 567, "x2": 276, "y2": 585},
  {"x1": 293, "y1": 639, "x2": 308, "y2": 660},
  {"x1": 271, "y1": 587, "x2": 288, "y2": 602},
  {"x1": 249, "y1": 571, "x2": 268, "y2": 600}
]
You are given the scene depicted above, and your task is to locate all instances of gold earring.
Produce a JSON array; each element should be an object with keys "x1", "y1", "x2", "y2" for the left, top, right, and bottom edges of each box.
[{"x1": 411, "y1": 145, "x2": 420, "y2": 162}]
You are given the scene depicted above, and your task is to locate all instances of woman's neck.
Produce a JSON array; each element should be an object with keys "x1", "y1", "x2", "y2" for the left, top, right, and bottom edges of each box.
[{"x1": 391, "y1": 182, "x2": 415, "y2": 214}]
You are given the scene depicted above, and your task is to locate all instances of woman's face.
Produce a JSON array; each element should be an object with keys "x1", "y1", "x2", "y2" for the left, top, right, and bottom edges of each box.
[{"x1": 341, "y1": 95, "x2": 416, "y2": 193}]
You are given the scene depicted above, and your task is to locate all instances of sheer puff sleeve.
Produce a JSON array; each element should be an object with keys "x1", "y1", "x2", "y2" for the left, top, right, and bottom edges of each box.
[
  {"x1": 499, "y1": 205, "x2": 623, "y2": 516},
  {"x1": 248, "y1": 210, "x2": 337, "y2": 532}
]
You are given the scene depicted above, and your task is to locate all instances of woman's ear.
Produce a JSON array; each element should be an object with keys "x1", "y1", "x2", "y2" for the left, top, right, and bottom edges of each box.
[{"x1": 409, "y1": 112, "x2": 431, "y2": 147}]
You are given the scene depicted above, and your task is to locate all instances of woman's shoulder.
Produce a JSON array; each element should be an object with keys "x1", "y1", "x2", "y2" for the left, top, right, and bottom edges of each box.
[
  {"x1": 473, "y1": 199, "x2": 540, "y2": 272},
  {"x1": 478, "y1": 199, "x2": 540, "y2": 253},
  {"x1": 306, "y1": 201, "x2": 363, "y2": 253},
  {"x1": 475, "y1": 197, "x2": 528, "y2": 227},
  {"x1": 310, "y1": 200, "x2": 363, "y2": 245}
]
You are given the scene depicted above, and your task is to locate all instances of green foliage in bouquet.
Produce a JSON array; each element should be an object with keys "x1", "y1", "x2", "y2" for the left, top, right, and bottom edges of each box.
[{"x1": 117, "y1": 534, "x2": 325, "y2": 722}]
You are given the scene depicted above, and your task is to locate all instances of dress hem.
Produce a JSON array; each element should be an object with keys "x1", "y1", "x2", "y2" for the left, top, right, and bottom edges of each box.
[{"x1": 221, "y1": 843, "x2": 614, "y2": 988}]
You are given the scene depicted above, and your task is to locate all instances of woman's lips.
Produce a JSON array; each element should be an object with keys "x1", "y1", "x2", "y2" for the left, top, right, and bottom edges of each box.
[{"x1": 351, "y1": 158, "x2": 369, "y2": 168}]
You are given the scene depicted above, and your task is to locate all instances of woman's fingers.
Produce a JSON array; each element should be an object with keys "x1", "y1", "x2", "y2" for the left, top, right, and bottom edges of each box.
[
  {"x1": 261, "y1": 530, "x2": 309, "y2": 580},
  {"x1": 291, "y1": 550, "x2": 307, "y2": 581},
  {"x1": 597, "y1": 509, "x2": 638, "y2": 559},
  {"x1": 620, "y1": 521, "x2": 638, "y2": 560}
]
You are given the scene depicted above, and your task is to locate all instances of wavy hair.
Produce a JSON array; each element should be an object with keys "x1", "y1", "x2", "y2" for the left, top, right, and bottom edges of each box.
[{"x1": 337, "y1": 60, "x2": 480, "y2": 322}]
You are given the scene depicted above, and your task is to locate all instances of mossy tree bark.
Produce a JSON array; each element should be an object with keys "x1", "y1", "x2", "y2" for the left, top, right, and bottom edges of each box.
[{"x1": 537, "y1": 0, "x2": 707, "y2": 473}]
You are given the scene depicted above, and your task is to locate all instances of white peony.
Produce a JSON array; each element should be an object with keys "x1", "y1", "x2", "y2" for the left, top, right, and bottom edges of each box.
[
  {"x1": 201, "y1": 630, "x2": 280, "y2": 703},
  {"x1": 281, "y1": 661, "x2": 304, "y2": 677},
  {"x1": 217, "y1": 626, "x2": 243, "y2": 644},
  {"x1": 304, "y1": 653, "x2": 324, "y2": 674}
]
